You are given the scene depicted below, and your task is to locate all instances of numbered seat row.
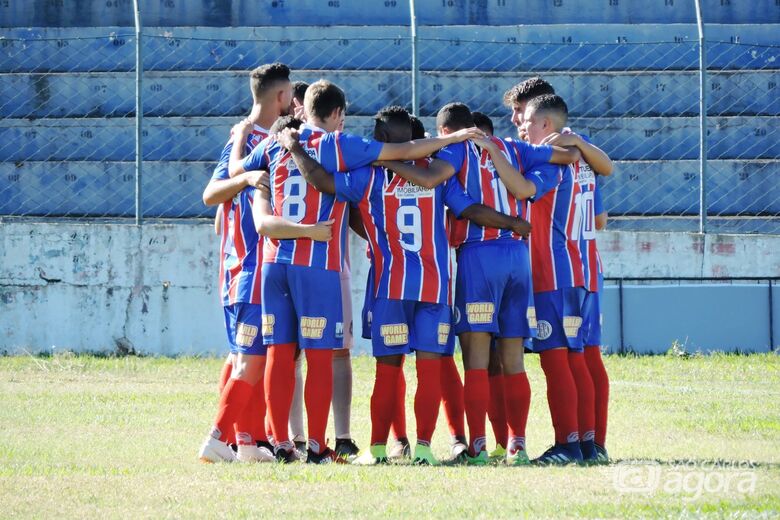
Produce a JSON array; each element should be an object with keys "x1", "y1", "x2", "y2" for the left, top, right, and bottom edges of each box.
[
  {"x1": 1, "y1": 159, "x2": 776, "y2": 218},
  {"x1": 3, "y1": 70, "x2": 778, "y2": 120},
  {"x1": 2, "y1": 0, "x2": 778, "y2": 27},
  {"x1": 3, "y1": 25, "x2": 778, "y2": 73}
]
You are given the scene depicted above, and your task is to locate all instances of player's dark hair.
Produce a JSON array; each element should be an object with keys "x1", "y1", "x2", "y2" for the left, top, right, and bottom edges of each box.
[
  {"x1": 503, "y1": 77, "x2": 555, "y2": 107},
  {"x1": 526, "y1": 94, "x2": 569, "y2": 128},
  {"x1": 269, "y1": 115, "x2": 303, "y2": 135},
  {"x1": 292, "y1": 81, "x2": 309, "y2": 103},
  {"x1": 409, "y1": 115, "x2": 426, "y2": 139},
  {"x1": 250, "y1": 62, "x2": 291, "y2": 100},
  {"x1": 436, "y1": 102, "x2": 474, "y2": 132},
  {"x1": 304, "y1": 80, "x2": 347, "y2": 122},
  {"x1": 373, "y1": 105, "x2": 412, "y2": 143},
  {"x1": 471, "y1": 111, "x2": 494, "y2": 136}
]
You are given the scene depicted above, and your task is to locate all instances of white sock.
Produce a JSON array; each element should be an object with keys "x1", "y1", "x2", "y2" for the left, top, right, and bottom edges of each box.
[
  {"x1": 332, "y1": 353, "x2": 353, "y2": 440},
  {"x1": 289, "y1": 355, "x2": 305, "y2": 442}
]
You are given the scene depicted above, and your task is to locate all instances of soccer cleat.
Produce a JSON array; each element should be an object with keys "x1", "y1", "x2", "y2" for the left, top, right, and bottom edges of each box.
[
  {"x1": 334, "y1": 438, "x2": 360, "y2": 462},
  {"x1": 199, "y1": 435, "x2": 238, "y2": 463},
  {"x1": 488, "y1": 445, "x2": 507, "y2": 461},
  {"x1": 412, "y1": 444, "x2": 439, "y2": 466},
  {"x1": 275, "y1": 447, "x2": 298, "y2": 464},
  {"x1": 466, "y1": 450, "x2": 489, "y2": 466},
  {"x1": 236, "y1": 443, "x2": 275, "y2": 463},
  {"x1": 387, "y1": 437, "x2": 411, "y2": 460},
  {"x1": 532, "y1": 442, "x2": 584, "y2": 466},
  {"x1": 294, "y1": 440, "x2": 307, "y2": 460},
  {"x1": 354, "y1": 444, "x2": 389, "y2": 465},
  {"x1": 593, "y1": 443, "x2": 610, "y2": 465},
  {"x1": 306, "y1": 447, "x2": 347, "y2": 464},
  {"x1": 447, "y1": 437, "x2": 469, "y2": 464},
  {"x1": 506, "y1": 449, "x2": 531, "y2": 466},
  {"x1": 580, "y1": 439, "x2": 599, "y2": 464}
]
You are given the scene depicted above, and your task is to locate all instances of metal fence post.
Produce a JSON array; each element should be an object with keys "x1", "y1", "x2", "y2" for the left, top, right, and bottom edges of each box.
[
  {"x1": 133, "y1": 0, "x2": 143, "y2": 225},
  {"x1": 409, "y1": 0, "x2": 420, "y2": 116},
  {"x1": 694, "y1": 0, "x2": 708, "y2": 234}
]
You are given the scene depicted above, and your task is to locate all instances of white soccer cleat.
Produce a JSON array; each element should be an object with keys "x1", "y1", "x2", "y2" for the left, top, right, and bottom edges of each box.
[
  {"x1": 199, "y1": 435, "x2": 238, "y2": 463},
  {"x1": 236, "y1": 444, "x2": 275, "y2": 463}
]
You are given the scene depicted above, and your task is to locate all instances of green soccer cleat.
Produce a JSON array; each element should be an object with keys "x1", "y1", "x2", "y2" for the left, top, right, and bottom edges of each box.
[
  {"x1": 466, "y1": 450, "x2": 489, "y2": 466},
  {"x1": 412, "y1": 444, "x2": 439, "y2": 466},
  {"x1": 488, "y1": 445, "x2": 507, "y2": 461},
  {"x1": 506, "y1": 449, "x2": 531, "y2": 466}
]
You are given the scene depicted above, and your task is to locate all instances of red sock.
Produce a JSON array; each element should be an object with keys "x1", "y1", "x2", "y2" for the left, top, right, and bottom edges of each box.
[
  {"x1": 487, "y1": 374, "x2": 507, "y2": 448},
  {"x1": 503, "y1": 372, "x2": 531, "y2": 453},
  {"x1": 304, "y1": 349, "x2": 333, "y2": 454},
  {"x1": 218, "y1": 360, "x2": 232, "y2": 394},
  {"x1": 235, "y1": 377, "x2": 267, "y2": 445},
  {"x1": 265, "y1": 417, "x2": 274, "y2": 445},
  {"x1": 211, "y1": 378, "x2": 253, "y2": 443},
  {"x1": 568, "y1": 351, "x2": 595, "y2": 443},
  {"x1": 370, "y1": 363, "x2": 401, "y2": 445},
  {"x1": 264, "y1": 343, "x2": 296, "y2": 450},
  {"x1": 463, "y1": 368, "x2": 489, "y2": 455},
  {"x1": 585, "y1": 346, "x2": 610, "y2": 446},
  {"x1": 414, "y1": 358, "x2": 442, "y2": 445},
  {"x1": 440, "y1": 356, "x2": 466, "y2": 439},
  {"x1": 539, "y1": 349, "x2": 579, "y2": 444},
  {"x1": 390, "y1": 361, "x2": 407, "y2": 440}
]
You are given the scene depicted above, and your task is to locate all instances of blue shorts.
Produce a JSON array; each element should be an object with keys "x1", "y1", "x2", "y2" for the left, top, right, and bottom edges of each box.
[
  {"x1": 361, "y1": 266, "x2": 375, "y2": 340},
  {"x1": 371, "y1": 298, "x2": 452, "y2": 357},
  {"x1": 453, "y1": 240, "x2": 532, "y2": 338},
  {"x1": 581, "y1": 289, "x2": 602, "y2": 347},
  {"x1": 261, "y1": 263, "x2": 343, "y2": 349},
  {"x1": 531, "y1": 287, "x2": 587, "y2": 353},
  {"x1": 223, "y1": 303, "x2": 266, "y2": 356}
]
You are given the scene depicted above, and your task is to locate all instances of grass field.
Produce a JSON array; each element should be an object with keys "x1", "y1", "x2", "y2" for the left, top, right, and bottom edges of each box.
[{"x1": 1, "y1": 352, "x2": 779, "y2": 518}]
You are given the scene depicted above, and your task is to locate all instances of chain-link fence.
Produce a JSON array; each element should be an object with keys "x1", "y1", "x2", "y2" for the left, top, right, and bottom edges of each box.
[{"x1": 1, "y1": 24, "x2": 778, "y2": 233}]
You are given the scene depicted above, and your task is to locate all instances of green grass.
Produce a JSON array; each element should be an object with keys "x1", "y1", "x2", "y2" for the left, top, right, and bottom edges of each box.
[{"x1": 1, "y1": 353, "x2": 779, "y2": 518}]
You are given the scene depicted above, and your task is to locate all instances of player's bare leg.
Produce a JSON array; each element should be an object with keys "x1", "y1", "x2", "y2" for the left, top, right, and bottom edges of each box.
[
  {"x1": 497, "y1": 337, "x2": 531, "y2": 465},
  {"x1": 460, "y1": 331, "x2": 492, "y2": 464}
]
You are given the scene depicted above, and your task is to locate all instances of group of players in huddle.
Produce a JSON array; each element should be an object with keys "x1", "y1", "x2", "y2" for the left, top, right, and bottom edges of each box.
[{"x1": 198, "y1": 61, "x2": 613, "y2": 466}]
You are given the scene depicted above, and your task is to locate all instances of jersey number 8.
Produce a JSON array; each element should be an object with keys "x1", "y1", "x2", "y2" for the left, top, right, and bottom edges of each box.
[{"x1": 282, "y1": 176, "x2": 307, "y2": 223}]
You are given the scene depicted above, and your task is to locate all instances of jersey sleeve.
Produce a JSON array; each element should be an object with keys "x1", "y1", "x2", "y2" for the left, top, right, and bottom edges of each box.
[
  {"x1": 319, "y1": 132, "x2": 384, "y2": 172},
  {"x1": 434, "y1": 142, "x2": 466, "y2": 174},
  {"x1": 211, "y1": 140, "x2": 233, "y2": 181},
  {"x1": 334, "y1": 165, "x2": 372, "y2": 204},
  {"x1": 525, "y1": 163, "x2": 562, "y2": 202},
  {"x1": 441, "y1": 176, "x2": 476, "y2": 218},
  {"x1": 593, "y1": 178, "x2": 605, "y2": 215},
  {"x1": 509, "y1": 138, "x2": 554, "y2": 171},
  {"x1": 241, "y1": 136, "x2": 272, "y2": 172}
]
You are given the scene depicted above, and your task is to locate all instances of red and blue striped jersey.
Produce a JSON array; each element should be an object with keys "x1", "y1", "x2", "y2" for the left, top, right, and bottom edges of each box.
[
  {"x1": 437, "y1": 137, "x2": 553, "y2": 247},
  {"x1": 571, "y1": 134, "x2": 604, "y2": 292},
  {"x1": 335, "y1": 164, "x2": 474, "y2": 304},
  {"x1": 211, "y1": 125, "x2": 268, "y2": 306},
  {"x1": 526, "y1": 159, "x2": 586, "y2": 293},
  {"x1": 242, "y1": 123, "x2": 383, "y2": 271}
]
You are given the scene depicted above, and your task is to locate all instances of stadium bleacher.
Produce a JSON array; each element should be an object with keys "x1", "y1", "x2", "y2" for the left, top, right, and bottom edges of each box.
[{"x1": 1, "y1": 0, "x2": 778, "y2": 224}]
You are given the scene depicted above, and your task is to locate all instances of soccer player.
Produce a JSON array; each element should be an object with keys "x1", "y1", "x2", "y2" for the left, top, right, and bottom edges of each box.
[
  {"x1": 197, "y1": 63, "x2": 292, "y2": 463},
  {"x1": 379, "y1": 102, "x2": 579, "y2": 465},
  {"x1": 277, "y1": 105, "x2": 531, "y2": 465},
  {"x1": 471, "y1": 111, "x2": 494, "y2": 137},
  {"x1": 227, "y1": 80, "x2": 483, "y2": 463}
]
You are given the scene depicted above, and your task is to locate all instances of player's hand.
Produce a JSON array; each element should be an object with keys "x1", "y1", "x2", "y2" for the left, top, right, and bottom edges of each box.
[
  {"x1": 276, "y1": 128, "x2": 302, "y2": 151},
  {"x1": 231, "y1": 118, "x2": 253, "y2": 139},
  {"x1": 448, "y1": 126, "x2": 486, "y2": 143},
  {"x1": 511, "y1": 218, "x2": 531, "y2": 238},
  {"x1": 292, "y1": 98, "x2": 306, "y2": 120},
  {"x1": 308, "y1": 219, "x2": 335, "y2": 242},
  {"x1": 244, "y1": 170, "x2": 265, "y2": 188},
  {"x1": 470, "y1": 136, "x2": 497, "y2": 152},
  {"x1": 541, "y1": 132, "x2": 580, "y2": 148}
]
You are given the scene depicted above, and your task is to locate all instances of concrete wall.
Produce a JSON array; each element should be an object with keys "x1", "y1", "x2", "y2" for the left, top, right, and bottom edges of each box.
[{"x1": 1, "y1": 221, "x2": 778, "y2": 355}]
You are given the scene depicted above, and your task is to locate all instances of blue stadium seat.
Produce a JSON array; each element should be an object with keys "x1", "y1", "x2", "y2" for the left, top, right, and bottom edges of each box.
[
  {"x1": 2, "y1": 70, "x2": 777, "y2": 119},
  {"x1": 1, "y1": 0, "x2": 777, "y2": 27},
  {"x1": 2, "y1": 26, "x2": 778, "y2": 73},
  {"x1": 0, "y1": 115, "x2": 776, "y2": 162},
  {"x1": 2, "y1": 159, "x2": 776, "y2": 218}
]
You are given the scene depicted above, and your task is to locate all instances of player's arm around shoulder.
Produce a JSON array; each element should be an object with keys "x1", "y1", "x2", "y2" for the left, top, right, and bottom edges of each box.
[
  {"x1": 376, "y1": 158, "x2": 455, "y2": 190},
  {"x1": 542, "y1": 132, "x2": 612, "y2": 175},
  {"x1": 376, "y1": 127, "x2": 485, "y2": 161},
  {"x1": 475, "y1": 136, "x2": 539, "y2": 201},
  {"x1": 278, "y1": 128, "x2": 336, "y2": 194},
  {"x1": 251, "y1": 172, "x2": 333, "y2": 242}
]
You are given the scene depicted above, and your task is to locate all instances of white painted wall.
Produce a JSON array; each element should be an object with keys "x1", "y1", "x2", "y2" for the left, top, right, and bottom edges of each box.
[{"x1": 1, "y1": 221, "x2": 778, "y2": 355}]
